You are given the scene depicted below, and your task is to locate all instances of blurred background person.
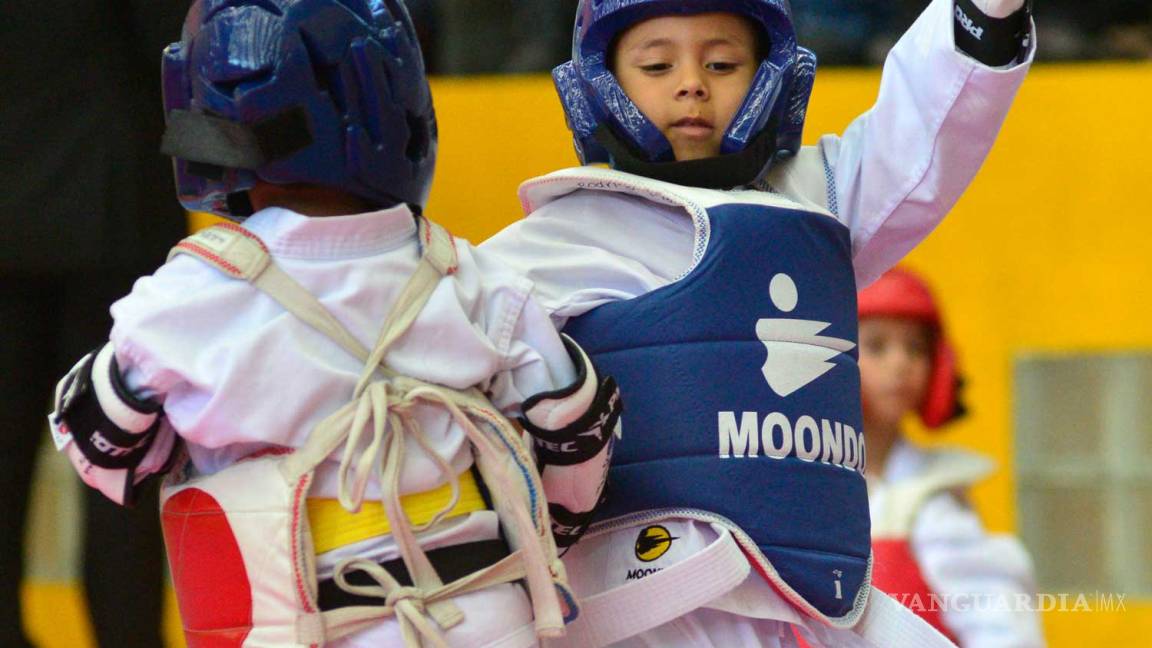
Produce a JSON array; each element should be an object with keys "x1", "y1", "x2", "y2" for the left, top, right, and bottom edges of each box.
[
  {"x1": 859, "y1": 267, "x2": 1046, "y2": 647},
  {"x1": 0, "y1": 1, "x2": 186, "y2": 645}
]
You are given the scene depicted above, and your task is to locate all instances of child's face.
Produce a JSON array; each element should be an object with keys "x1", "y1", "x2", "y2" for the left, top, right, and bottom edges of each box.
[
  {"x1": 613, "y1": 13, "x2": 759, "y2": 161},
  {"x1": 858, "y1": 318, "x2": 934, "y2": 431}
]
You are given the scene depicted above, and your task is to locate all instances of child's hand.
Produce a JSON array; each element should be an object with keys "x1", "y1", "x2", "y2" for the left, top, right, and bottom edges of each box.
[
  {"x1": 970, "y1": 0, "x2": 1028, "y2": 19},
  {"x1": 48, "y1": 344, "x2": 170, "y2": 505},
  {"x1": 521, "y1": 335, "x2": 622, "y2": 548},
  {"x1": 521, "y1": 336, "x2": 621, "y2": 469},
  {"x1": 62, "y1": 433, "x2": 175, "y2": 506}
]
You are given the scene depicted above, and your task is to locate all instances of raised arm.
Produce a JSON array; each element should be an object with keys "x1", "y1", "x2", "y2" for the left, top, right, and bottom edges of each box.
[{"x1": 820, "y1": 0, "x2": 1034, "y2": 286}]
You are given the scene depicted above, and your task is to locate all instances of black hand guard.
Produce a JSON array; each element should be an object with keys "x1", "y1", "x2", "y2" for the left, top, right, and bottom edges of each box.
[
  {"x1": 521, "y1": 374, "x2": 622, "y2": 467},
  {"x1": 954, "y1": 0, "x2": 1033, "y2": 67},
  {"x1": 55, "y1": 347, "x2": 163, "y2": 471}
]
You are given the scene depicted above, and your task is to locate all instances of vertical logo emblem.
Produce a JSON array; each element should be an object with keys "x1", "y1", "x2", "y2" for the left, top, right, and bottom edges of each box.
[{"x1": 757, "y1": 274, "x2": 856, "y2": 397}]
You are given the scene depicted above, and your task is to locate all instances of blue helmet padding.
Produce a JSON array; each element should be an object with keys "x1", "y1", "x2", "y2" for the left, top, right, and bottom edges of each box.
[
  {"x1": 775, "y1": 47, "x2": 816, "y2": 158},
  {"x1": 162, "y1": 0, "x2": 436, "y2": 219},
  {"x1": 556, "y1": 0, "x2": 815, "y2": 170}
]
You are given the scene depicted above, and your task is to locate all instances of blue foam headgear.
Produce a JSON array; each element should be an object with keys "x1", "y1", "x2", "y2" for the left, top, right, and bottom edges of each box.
[
  {"x1": 554, "y1": 0, "x2": 816, "y2": 188},
  {"x1": 161, "y1": 0, "x2": 436, "y2": 219}
]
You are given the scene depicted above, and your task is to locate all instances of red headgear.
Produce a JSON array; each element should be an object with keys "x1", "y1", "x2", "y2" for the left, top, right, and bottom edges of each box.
[{"x1": 857, "y1": 267, "x2": 965, "y2": 429}]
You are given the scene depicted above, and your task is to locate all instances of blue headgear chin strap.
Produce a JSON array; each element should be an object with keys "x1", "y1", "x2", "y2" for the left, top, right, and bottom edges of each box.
[
  {"x1": 554, "y1": 0, "x2": 816, "y2": 188},
  {"x1": 161, "y1": 0, "x2": 437, "y2": 220}
]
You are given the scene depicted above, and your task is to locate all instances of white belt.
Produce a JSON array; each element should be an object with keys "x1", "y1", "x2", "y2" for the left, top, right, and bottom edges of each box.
[
  {"x1": 788, "y1": 587, "x2": 956, "y2": 648},
  {"x1": 548, "y1": 528, "x2": 750, "y2": 648},
  {"x1": 546, "y1": 528, "x2": 955, "y2": 648},
  {"x1": 850, "y1": 588, "x2": 957, "y2": 647}
]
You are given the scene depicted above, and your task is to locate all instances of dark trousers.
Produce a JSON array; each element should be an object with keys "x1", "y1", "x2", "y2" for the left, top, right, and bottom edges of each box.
[{"x1": 0, "y1": 271, "x2": 165, "y2": 648}]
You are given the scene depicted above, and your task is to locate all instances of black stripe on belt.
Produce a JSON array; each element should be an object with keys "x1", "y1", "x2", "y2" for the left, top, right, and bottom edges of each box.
[{"x1": 317, "y1": 539, "x2": 511, "y2": 610}]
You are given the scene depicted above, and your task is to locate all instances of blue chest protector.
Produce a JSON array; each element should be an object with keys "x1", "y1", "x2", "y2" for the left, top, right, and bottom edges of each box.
[{"x1": 559, "y1": 175, "x2": 871, "y2": 621}]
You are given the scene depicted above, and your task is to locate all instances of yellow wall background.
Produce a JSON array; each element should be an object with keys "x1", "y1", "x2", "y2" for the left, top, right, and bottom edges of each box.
[{"x1": 161, "y1": 62, "x2": 1152, "y2": 646}]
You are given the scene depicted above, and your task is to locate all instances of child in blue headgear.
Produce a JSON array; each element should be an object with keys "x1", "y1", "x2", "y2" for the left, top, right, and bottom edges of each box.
[
  {"x1": 47, "y1": 1, "x2": 622, "y2": 646},
  {"x1": 483, "y1": 0, "x2": 1035, "y2": 646}
]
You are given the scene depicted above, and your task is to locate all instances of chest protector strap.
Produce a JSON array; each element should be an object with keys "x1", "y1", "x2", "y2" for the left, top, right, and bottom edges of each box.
[
  {"x1": 164, "y1": 219, "x2": 574, "y2": 646},
  {"x1": 869, "y1": 451, "x2": 992, "y2": 644},
  {"x1": 870, "y1": 451, "x2": 994, "y2": 538}
]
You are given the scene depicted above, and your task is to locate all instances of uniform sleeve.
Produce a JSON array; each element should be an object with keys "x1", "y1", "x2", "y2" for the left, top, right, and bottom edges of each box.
[
  {"x1": 489, "y1": 289, "x2": 580, "y2": 416},
  {"x1": 109, "y1": 257, "x2": 217, "y2": 398},
  {"x1": 822, "y1": 0, "x2": 1034, "y2": 287},
  {"x1": 912, "y1": 492, "x2": 1047, "y2": 647},
  {"x1": 102, "y1": 262, "x2": 206, "y2": 486},
  {"x1": 51, "y1": 259, "x2": 198, "y2": 499},
  {"x1": 464, "y1": 244, "x2": 579, "y2": 414},
  {"x1": 480, "y1": 190, "x2": 695, "y2": 326},
  {"x1": 470, "y1": 243, "x2": 622, "y2": 549}
]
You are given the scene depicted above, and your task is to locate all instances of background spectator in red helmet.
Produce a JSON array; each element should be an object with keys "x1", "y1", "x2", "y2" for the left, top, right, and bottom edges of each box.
[{"x1": 859, "y1": 267, "x2": 1046, "y2": 647}]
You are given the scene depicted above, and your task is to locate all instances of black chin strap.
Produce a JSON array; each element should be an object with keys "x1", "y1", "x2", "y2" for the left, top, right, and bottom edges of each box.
[
  {"x1": 593, "y1": 125, "x2": 779, "y2": 189},
  {"x1": 163, "y1": 107, "x2": 314, "y2": 219},
  {"x1": 161, "y1": 107, "x2": 314, "y2": 173}
]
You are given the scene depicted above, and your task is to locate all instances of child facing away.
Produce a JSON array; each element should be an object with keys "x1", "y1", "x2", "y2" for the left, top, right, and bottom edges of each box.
[
  {"x1": 47, "y1": 2, "x2": 621, "y2": 647},
  {"x1": 859, "y1": 267, "x2": 1045, "y2": 647},
  {"x1": 482, "y1": 0, "x2": 1035, "y2": 646}
]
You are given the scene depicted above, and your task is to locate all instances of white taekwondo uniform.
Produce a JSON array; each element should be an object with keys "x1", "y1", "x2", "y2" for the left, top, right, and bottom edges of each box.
[
  {"x1": 870, "y1": 440, "x2": 1046, "y2": 648},
  {"x1": 482, "y1": 0, "x2": 1035, "y2": 645},
  {"x1": 110, "y1": 204, "x2": 578, "y2": 647}
]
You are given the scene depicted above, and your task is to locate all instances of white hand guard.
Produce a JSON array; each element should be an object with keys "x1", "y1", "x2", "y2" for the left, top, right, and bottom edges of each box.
[
  {"x1": 521, "y1": 335, "x2": 622, "y2": 549},
  {"x1": 971, "y1": 0, "x2": 1027, "y2": 19},
  {"x1": 49, "y1": 344, "x2": 174, "y2": 505}
]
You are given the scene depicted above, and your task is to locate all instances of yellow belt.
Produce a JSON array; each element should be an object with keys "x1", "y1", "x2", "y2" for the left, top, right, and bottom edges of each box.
[{"x1": 307, "y1": 470, "x2": 487, "y2": 555}]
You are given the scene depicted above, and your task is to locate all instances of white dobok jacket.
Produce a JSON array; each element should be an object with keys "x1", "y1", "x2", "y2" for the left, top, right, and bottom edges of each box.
[{"x1": 482, "y1": 0, "x2": 1034, "y2": 645}]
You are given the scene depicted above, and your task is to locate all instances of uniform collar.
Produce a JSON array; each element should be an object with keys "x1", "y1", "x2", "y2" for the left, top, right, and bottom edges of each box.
[
  {"x1": 880, "y1": 439, "x2": 930, "y2": 483},
  {"x1": 241, "y1": 204, "x2": 418, "y2": 260}
]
